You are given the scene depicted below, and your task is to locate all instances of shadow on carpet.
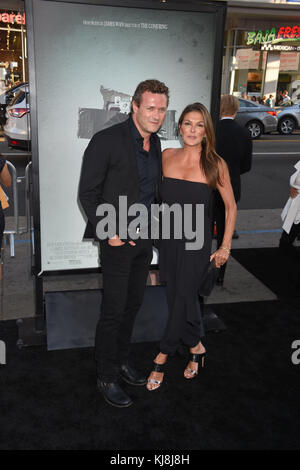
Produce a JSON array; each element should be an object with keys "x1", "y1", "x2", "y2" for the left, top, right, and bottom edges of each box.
[
  {"x1": 231, "y1": 247, "x2": 300, "y2": 299},
  {"x1": 0, "y1": 298, "x2": 300, "y2": 450}
]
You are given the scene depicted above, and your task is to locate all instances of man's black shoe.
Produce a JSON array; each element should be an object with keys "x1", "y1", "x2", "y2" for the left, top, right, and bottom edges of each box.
[
  {"x1": 119, "y1": 363, "x2": 147, "y2": 386},
  {"x1": 97, "y1": 379, "x2": 133, "y2": 408}
]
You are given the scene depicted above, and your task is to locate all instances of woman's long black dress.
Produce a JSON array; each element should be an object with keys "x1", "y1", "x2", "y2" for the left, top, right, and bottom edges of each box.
[{"x1": 159, "y1": 177, "x2": 213, "y2": 354}]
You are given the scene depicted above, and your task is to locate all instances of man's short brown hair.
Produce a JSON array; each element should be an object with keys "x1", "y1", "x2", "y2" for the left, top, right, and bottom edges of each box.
[
  {"x1": 132, "y1": 79, "x2": 169, "y2": 108},
  {"x1": 220, "y1": 94, "x2": 240, "y2": 116}
]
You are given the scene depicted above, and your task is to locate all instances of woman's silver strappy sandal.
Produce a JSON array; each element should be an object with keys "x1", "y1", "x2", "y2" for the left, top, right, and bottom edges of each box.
[{"x1": 146, "y1": 362, "x2": 166, "y2": 391}]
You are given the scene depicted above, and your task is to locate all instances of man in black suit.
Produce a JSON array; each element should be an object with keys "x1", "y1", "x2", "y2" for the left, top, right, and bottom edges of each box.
[
  {"x1": 214, "y1": 94, "x2": 252, "y2": 285},
  {"x1": 79, "y1": 79, "x2": 169, "y2": 407}
]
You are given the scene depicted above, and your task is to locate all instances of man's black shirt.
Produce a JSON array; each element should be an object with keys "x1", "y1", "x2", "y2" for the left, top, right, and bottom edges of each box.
[{"x1": 129, "y1": 115, "x2": 159, "y2": 211}]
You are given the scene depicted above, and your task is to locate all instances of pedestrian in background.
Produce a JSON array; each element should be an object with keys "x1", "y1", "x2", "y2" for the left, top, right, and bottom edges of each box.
[
  {"x1": 258, "y1": 96, "x2": 266, "y2": 105},
  {"x1": 276, "y1": 91, "x2": 283, "y2": 105},
  {"x1": 266, "y1": 94, "x2": 274, "y2": 107},
  {"x1": 214, "y1": 95, "x2": 252, "y2": 286},
  {"x1": 0, "y1": 156, "x2": 11, "y2": 280},
  {"x1": 282, "y1": 90, "x2": 291, "y2": 103},
  {"x1": 280, "y1": 160, "x2": 300, "y2": 255}
]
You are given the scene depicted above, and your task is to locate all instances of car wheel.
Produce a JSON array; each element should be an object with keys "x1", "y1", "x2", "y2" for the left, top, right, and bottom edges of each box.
[
  {"x1": 278, "y1": 117, "x2": 296, "y2": 135},
  {"x1": 246, "y1": 121, "x2": 263, "y2": 139}
]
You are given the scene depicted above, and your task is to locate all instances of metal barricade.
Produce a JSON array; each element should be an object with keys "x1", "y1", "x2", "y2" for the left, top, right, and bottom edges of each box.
[{"x1": 24, "y1": 162, "x2": 34, "y2": 254}]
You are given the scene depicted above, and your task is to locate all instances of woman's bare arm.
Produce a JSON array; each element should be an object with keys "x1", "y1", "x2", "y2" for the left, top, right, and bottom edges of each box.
[{"x1": 0, "y1": 163, "x2": 12, "y2": 187}]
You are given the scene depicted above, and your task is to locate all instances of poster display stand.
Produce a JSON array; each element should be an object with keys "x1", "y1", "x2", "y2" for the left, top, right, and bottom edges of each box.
[{"x1": 19, "y1": 0, "x2": 227, "y2": 348}]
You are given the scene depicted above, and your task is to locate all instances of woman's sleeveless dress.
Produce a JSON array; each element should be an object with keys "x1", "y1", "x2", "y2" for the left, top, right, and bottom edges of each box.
[{"x1": 158, "y1": 177, "x2": 213, "y2": 354}]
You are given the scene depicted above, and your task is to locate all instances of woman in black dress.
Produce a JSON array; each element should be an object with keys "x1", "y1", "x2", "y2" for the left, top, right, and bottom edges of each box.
[
  {"x1": 147, "y1": 103, "x2": 237, "y2": 390},
  {"x1": 0, "y1": 156, "x2": 11, "y2": 279}
]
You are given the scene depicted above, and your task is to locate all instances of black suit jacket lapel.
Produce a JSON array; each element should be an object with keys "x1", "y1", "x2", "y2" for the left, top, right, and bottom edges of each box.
[{"x1": 154, "y1": 135, "x2": 162, "y2": 203}]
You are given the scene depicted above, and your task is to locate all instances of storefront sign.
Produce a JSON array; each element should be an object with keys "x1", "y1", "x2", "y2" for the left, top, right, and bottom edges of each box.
[
  {"x1": 277, "y1": 26, "x2": 300, "y2": 39},
  {"x1": 236, "y1": 49, "x2": 260, "y2": 69},
  {"x1": 0, "y1": 12, "x2": 26, "y2": 25},
  {"x1": 261, "y1": 44, "x2": 300, "y2": 51},
  {"x1": 247, "y1": 26, "x2": 300, "y2": 45},
  {"x1": 247, "y1": 28, "x2": 276, "y2": 45},
  {"x1": 280, "y1": 52, "x2": 300, "y2": 71}
]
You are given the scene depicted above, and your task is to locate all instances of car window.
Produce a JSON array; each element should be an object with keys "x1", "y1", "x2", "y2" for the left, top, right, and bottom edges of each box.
[
  {"x1": 6, "y1": 91, "x2": 16, "y2": 105},
  {"x1": 280, "y1": 101, "x2": 293, "y2": 107},
  {"x1": 10, "y1": 90, "x2": 29, "y2": 106},
  {"x1": 6, "y1": 89, "x2": 22, "y2": 106},
  {"x1": 239, "y1": 99, "x2": 256, "y2": 108}
]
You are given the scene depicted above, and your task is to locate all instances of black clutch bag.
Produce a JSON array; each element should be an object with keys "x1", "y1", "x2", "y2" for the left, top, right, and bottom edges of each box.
[{"x1": 198, "y1": 258, "x2": 220, "y2": 297}]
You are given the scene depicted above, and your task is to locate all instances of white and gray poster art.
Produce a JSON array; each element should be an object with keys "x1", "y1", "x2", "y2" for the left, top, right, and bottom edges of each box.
[{"x1": 31, "y1": 0, "x2": 216, "y2": 271}]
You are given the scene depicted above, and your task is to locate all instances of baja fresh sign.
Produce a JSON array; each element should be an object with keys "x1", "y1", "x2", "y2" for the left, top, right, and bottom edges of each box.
[
  {"x1": 247, "y1": 26, "x2": 300, "y2": 45},
  {"x1": 247, "y1": 27, "x2": 277, "y2": 45}
]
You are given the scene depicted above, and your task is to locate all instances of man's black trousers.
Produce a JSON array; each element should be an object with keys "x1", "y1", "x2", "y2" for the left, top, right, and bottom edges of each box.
[
  {"x1": 280, "y1": 222, "x2": 300, "y2": 246},
  {"x1": 96, "y1": 239, "x2": 153, "y2": 382}
]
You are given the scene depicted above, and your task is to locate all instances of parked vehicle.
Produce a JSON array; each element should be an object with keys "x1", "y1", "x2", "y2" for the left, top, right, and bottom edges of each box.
[
  {"x1": 3, "y1": 84, "x2": 30, "y2": 149},
  {"x1": 236, "y1": 98, "x2": 278, "y2": 139},
  {"x1": 0, "y1": 82, "x2": 28, "y2": 126},
  {"x1": 275, "y1": 102, "x2": 300, "y2": 135}
]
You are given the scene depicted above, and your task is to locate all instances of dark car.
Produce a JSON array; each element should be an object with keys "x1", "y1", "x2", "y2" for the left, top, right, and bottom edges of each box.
[
  {"x1": 0, "y1": 82, "x2": 28, "y2": 126},
  {"x1": 236, "y1": 98, "x2": 278, "y2": 139}
]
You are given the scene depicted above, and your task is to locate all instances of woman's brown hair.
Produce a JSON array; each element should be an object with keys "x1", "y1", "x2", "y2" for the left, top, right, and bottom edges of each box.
[{"x1": 178, "y1": 102, "x2": 222, "y2": 189}]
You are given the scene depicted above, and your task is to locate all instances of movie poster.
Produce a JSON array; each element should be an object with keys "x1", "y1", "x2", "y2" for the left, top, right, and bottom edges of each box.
[{"x1": 30, "y1": 0, "x2": 216, "y2": 271}]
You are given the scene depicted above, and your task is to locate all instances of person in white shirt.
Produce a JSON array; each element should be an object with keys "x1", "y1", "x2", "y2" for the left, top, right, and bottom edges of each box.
[
  {"x1": 280, "y1": 160, "x2": 300, "y2": 254},
  {"x1": 281, "y1": 90, "x2": 291, "y2": 104}
]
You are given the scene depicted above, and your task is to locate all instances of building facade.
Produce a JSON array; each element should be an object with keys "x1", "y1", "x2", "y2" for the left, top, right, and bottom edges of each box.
[
  {"x1": 222, "y1": 0, "x2": 300, "y2": 103},
  {"x1": 0, "y1": 6, "x2": 27, "y2": 88}
]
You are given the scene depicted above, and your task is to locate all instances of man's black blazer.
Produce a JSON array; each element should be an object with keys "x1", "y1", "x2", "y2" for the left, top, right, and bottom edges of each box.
[
  {"x1": 79, "y1": 117, "x2": 162, "y2": 240},
  {"x1": 215, "y1": 118, "x2": 252, "y2": 202}
]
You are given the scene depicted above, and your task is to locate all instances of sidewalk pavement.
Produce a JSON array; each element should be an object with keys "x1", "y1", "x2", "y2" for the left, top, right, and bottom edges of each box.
[{"x1": 1, "y1": 208, "x2": 297, "y2": 322}]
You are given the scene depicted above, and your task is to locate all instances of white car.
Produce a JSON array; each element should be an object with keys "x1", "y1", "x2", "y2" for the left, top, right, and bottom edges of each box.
[
  {"x1": 4, "y1": 84, "x2": 30, "y2": 149},
  {"x1": 0, "y1": 82, "x2": 27, "y2": 126}
]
